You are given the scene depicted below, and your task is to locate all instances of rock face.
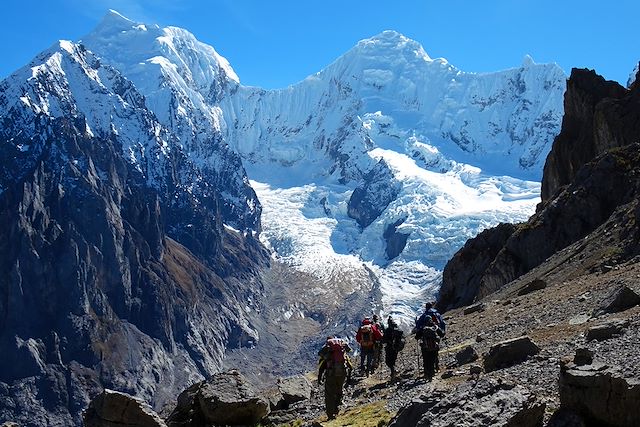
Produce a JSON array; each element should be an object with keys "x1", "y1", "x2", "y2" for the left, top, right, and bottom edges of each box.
[
  {"x1": 389, "y1": 379, "x2": 545, "y2": 427},
  {"x1": 542, "y1": 68, "x2": 640, "y2": 202},
  {"x1": 439, "y1": 66, "x2": 640, "y2": 309},
  {"x1": 347, "y1": 159, "x2": 401, "y2": 228},
  {"x1": 0, "y1": 32, "x2": 268, "y2": 426},
  {"x1": 166, "y1": 371, "x2": 270, "y2": 426},
  {"x1": 559, "y1": 363, "x2": 640, "y2": 427},
  {"x1": 83, "y1": 389, "x2": 166, "y2": 427},
  {"x1": 483, "y1": 336, "x2": 540, "y2": 372},
  {"x1": 438, "y1": 223, "x2": 517, "y2": 310}
]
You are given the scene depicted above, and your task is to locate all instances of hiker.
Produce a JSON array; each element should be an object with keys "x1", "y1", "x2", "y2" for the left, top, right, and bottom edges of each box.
[
  {"x1": 414, "y1": 315, "x2": 443, "y2": 379},
  {"x1": 371, "y1": 314, "x2": 385, "y2": 371},
  {"x1": 415, "y1": 301, "x2": 446, "y2": 371},
  {"x1": 318, "y1": 336, "x2": 353, "y2": 419},
  {"x1": 382, "y1": 316, "x2": 405, "y2": 379},
  {"x1": 415, "y1": 301, "x2": 446, "y2": 335},
  {"x1": 355, "y1": 317, "x2": 383, "y2": 375}
]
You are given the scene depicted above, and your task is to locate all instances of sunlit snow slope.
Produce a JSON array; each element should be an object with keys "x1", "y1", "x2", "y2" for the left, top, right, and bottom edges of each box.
[{"x1": 80, "y1": 14, "x2": 566, "y2": 321}]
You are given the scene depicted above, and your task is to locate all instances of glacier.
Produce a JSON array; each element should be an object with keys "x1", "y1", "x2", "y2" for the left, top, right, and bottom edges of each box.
[{"x1": 78, "y1": 13, "x2": 566, "y2": 322}]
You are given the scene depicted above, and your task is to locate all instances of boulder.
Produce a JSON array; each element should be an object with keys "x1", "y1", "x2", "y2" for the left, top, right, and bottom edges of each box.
[
  {"x1": 585, "y1": 320, "x2": 628, "y2": 341},
  {"x1": 83, "y1": 389, "x2": 167, "y2": 427},
  {"x1": 517, "y1": 279, "x2": 547, "y2": 296},
  {"x1": 483, "y1": 336, "x2": 540, "y2": 372},
  {"x1": 454, "y1": 345, "x2": 479, "y2": 366},
  {"x1": 276, "y1": 375, "x2": 312, "y2": 408},
  {"x1": 573, "y1": 348, "x2": 594, "y2": 366},
  {"x1": 167, "y1": 370, "x2": 269, "y2": 426},
  {"x1": 389, "y1": 379, "x2": 544, "y2": 427},
  {"x1": 598, "y1": 285, "x2": 640, "y2": 314},
  {"x1": 463, "y1": 302, "x2": 485, "y2": 315},
  {"x1": 559, "y1": 363, "x2": 640, "y2": 427},
  {"x1": 547, "y1": 408, "x2": 587, "y2": 427}
]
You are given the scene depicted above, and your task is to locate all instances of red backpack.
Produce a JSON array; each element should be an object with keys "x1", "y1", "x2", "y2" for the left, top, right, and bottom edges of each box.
[
  {"x1": 326, "y1": 338, "x2": 346, "y2": 367},
  {"x1": 359, "y1": 324, "x2": 374, "y2": 348}
]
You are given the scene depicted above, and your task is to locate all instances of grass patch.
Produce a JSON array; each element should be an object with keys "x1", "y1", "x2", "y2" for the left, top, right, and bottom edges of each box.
[{"x1": 320, "y1": 401, "x2": 393, "y2": 427}]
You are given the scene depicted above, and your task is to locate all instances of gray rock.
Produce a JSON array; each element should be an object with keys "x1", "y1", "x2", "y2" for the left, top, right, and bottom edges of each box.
[
  {"x1": 517, "y1": 279, "x2": 547, "y2": 296},
  {"x1": 463, "y1": 302, "x2": 485, "y2": 315},
  {"x1": 573, "y1": 348, "x2": 594, "y2": 366},
  {"x1": 454, "y1": 345, "x2": 479, "y2": 366},
  {"x1": 483, "y1": 336, "x2": 540, "y2": 372},
  {"x1": 559, "y1": 363, "x2": 640, "y2": 427},
  {"x1": 547, "y1": 408, "x2": 587, "y2": 427},
  {"x1": 469, "y1": 364, "x2": 483, "y2": 376},
  {"x1": 598, "y1": 285, "x2": 640, "y2": 314},
  {"x1": 389, "y1": 379, "x2": 544, "y2": 427},
  {"x1": 167, "y1": 370, "x2": 269, "y2": 426},
  {"x1": 83, "y1": 389, "x2": 167, "y2": 427},
  {"x1": 585, "y1": 320, "x2": 628, "y2": 341},
  {"x1": 276, "y1": 375, "x2": 312, "y2": 408}
]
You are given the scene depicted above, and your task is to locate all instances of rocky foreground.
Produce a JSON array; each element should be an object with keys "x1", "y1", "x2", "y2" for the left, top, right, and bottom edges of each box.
[{"x1": 80, "y1": 260, "x2": 640, "y2": 426}]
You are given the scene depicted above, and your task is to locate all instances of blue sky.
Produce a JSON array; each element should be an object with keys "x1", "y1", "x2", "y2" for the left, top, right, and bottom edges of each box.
[{"x1": 2, "y1": 0, "x2": 638, "y2": 88}]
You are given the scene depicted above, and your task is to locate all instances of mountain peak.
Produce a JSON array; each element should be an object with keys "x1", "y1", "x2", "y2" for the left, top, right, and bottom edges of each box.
[
  {"x1": 356, "y1": 30, "x2": 432, "y2": 62},
  {"x1": 96, "y1": 9, "x2": 137, "y2": 33}
]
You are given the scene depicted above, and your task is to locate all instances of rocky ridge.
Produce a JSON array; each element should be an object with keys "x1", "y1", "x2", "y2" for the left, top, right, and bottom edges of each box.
[
  {"x1": 439, "y1": 67, "x2": 640, "y2": 310},
  {"x1": 0, "y1": 33, "x2": 268, "y2": 427}
]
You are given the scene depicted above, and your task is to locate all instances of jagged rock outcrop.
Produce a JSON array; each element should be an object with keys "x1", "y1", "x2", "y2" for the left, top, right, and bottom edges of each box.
[
  {"x1": 389, "y1": 379, "x2": 545, "y2": 427},
  {"x1": 347, "y1": 159, "x2": 401, "y2": 228},
  {"x1": 166, "y1": 370, "x2": 270, "y2": 426},
  {"x1": 559, "y1": 362, "x2": 640, "y2": 427},
  {"x1": 439, "y1": 67, "x2": 640, "y2": 310},
  {"x1": 83, "y1": 389, "x2": 166, "y2": 427},
  {"x1": 438, "y1": 223, "x2": 517, "y2": 310},
  {"x1": 541, "y1": 68, "x2": 638, "y2": 202}
]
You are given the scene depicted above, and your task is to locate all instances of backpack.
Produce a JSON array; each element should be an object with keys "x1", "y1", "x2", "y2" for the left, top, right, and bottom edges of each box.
[
  {"x1": 420, "y1": 326, "x2": 440, "y2": 351},
  {"x1": 359, "y1": 324, "x2": 374, "y2": 348},
  {"x1": 392, "y1": 330, "x2": 405, "y2": 352},
  {"x1": 321, "y1": 338, "x2": 348, "y2": 375}
]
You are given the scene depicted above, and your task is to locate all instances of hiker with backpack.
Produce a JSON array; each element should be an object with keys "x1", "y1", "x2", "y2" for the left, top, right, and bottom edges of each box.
[
  {"x1": 415, "y1": 301, "x2": 446, "y2": 372},
  {"x1": 371, "y1": 314, "x2": 385, "y2": 371},
  {"x1": 414, "y1": 315, "x2": 444, "y2": 379},
  {"x1": 318, "y1": 336, "x2": 353, "y2": 420},
  {"x1": 382, "y1": 316, "x2": 405, "y2": 380},
  {"x1": 355, "y1": 317, "x2": 383, "y2": 376},
  {"x1": 415, "y1": 302, "x2": 446, "y2": 335}
]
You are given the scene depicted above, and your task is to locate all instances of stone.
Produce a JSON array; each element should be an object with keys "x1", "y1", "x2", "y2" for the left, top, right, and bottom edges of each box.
[
  {"x1": 276, "y1": 375, "x2": 312, "y2": 408},
  {"x1": 585, "y1": 320, "x2": 628, "y2": 341},
  {"x1": 483, "y1": 336, "x2": 540, "y2": 372},
  {"x1": 389, "y1": 379, "x2": 544, "y2": 427},
  {"x1": 469, "y1": 364, "x2": 483, "y2": 376},
  {"x1": 83, "y1": 389, "x2": 167, "y2": 427},
  {"x1": 454, "y1": 345, "x2": 479, "y2": 366},
  {"x1": 463, "y1": 302, "x2": 485, "y2": 315},
  {"x1": 573, "y1": 348, "x2": 594, "y2": 366},
  {"x1": 598, "y1": 285, "x2": 640, "y2": 314},
  {"x1": 167, "y1": 370, "x2": 270, "y2": 426},
  {"x1": 441, "y1": 370, "x2": 454, "y2": 379},
  {"x1": 559, "y1": 363, "x2": 640, "y2": 427},
  {"x1": 547, "y1": 408, "x2": 587, "y2": 427},
  {"x1": 517, "y1": 279, "x2": 547, "y2": 296}
]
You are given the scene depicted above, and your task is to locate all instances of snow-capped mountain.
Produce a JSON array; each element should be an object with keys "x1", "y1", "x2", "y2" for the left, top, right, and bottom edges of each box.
[
  {"x1": 0, "y1": 9, "x2": 570, "y2": 424},
  {"x1": 75, "y1": 13, "x2": 566, "y2": 321}
]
